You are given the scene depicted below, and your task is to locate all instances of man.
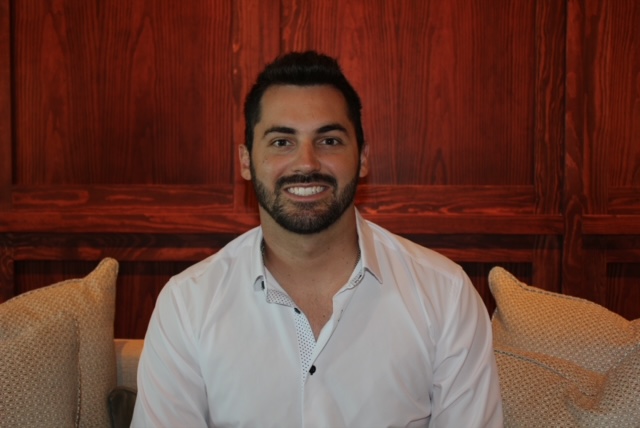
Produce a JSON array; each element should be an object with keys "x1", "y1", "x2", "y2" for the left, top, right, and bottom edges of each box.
[{"x1": 132, "y1": 51, "x2": 503, "y2": 427}]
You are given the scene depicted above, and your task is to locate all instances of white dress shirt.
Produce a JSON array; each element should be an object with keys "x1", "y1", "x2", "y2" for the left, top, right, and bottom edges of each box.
[{"x1": 132, "y1": 210, "x2": 503, "y2": 427}]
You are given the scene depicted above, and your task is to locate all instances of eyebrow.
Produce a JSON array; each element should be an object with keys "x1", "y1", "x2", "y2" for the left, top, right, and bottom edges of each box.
[
  {"x1": 263, "y1": 126, "x2": 296, "y2": 137},
  {"x1": 316, "y1": 123, "x2": 348, "y2": 134},
  {"x1": 262, "y1": 123, "x2": 348, "y2": 138}
]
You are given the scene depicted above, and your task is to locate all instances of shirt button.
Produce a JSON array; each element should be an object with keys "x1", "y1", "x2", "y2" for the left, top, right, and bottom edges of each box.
[
  {"x1": 294, "y1": 308, "x2": 301, "y2": 314},
  {"x1": 309, "y1": 365, "x2": 316, "y2": 375}
]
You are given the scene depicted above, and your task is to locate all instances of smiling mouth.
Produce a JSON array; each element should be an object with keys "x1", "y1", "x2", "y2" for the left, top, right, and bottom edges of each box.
[{"x1": 286, "y1": 186, "x2": 326, "y2": 196}]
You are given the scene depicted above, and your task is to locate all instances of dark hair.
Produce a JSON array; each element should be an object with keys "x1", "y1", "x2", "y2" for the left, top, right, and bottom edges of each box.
[{"x1": 243, "y1": 51, "x2": 364, "y2": 152}]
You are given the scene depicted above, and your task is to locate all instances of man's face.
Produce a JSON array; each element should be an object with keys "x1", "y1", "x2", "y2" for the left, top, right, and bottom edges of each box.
[{"x1": 239, "y1": 84, "x2": 369, "y2": 234}]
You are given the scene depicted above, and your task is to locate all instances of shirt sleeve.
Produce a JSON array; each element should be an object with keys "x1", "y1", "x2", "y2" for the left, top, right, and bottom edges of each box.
[
  {"x1": 429, "y1": 270, "x2": 504, "y2": 427},
  {"x1": 131, "y1": 280, "x2": 209, "y2": 428}
]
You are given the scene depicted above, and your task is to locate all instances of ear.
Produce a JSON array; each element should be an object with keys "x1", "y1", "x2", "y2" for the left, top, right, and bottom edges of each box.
[
  {"x1": 239, "y1": 145, "x2": 252, "y2": 181},
  {"x1": 358, "y1": 143, "x2": 370, "y2": 178}
]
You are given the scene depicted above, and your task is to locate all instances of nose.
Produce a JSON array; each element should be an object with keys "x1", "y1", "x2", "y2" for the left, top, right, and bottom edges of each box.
[{"x1": 293, "y1": 141, "x2": 321, "y2": 173}]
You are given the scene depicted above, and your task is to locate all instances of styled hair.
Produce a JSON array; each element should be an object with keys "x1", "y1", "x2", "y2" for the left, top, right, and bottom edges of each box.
[{"x1": 243, "y1": 51, "x2": 364, "y2": 152}]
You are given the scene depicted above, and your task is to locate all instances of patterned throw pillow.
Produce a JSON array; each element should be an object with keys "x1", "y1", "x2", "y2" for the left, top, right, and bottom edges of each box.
[
  {"x1": 0, "y1": 312, "x2": 79, "y2": 427},
  {"x1": 489, "y1": 267, "x2": 640, "y2": 428},
  {"x1": 0, "y1": 258, "x2": 119, "y2": 428}
]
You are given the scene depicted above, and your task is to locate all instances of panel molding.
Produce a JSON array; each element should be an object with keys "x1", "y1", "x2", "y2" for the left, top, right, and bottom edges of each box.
[{"x1": 0, "y1": 0, "x2": 11, "y2": 208}]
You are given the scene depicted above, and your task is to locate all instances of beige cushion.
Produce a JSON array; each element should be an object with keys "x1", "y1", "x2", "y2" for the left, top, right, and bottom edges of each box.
[
  {"x1": 115, "y1": 338, "x2": 144, "y2": 389},
  {"x1": 0, "y1": 312, "x2": 79, "y2": 427},
  {"x1": 489, "y1": 266, "x2": 640, "y2": 427},
  {"x1": 0, "y1": 258, "x2": 119, "y2": 428}
]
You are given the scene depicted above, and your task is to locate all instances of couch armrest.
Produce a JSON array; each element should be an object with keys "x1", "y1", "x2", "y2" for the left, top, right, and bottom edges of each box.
[{"x1": 114, "y1": 339, "x2": 144, "y2": 390}]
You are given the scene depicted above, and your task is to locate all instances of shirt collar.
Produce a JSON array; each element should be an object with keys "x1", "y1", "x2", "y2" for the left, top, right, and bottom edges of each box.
[
  {"x1": 251, "y1": 228, "x2": 267, "y2": 292},
  {"x1": 354, "y1": 209, "x2": 383, "y2": 285},
  {"x1": 250, "y1": 208, "x2": 384, "y2": 292}
]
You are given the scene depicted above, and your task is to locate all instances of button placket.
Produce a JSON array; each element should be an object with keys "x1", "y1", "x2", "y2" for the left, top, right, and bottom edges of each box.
[{"x1": 292, "y1": 307, "x2": 316, "y2": 384}]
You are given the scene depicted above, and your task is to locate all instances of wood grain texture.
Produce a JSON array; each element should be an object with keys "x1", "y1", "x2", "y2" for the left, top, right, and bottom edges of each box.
[
  {"x1": 2, "y1": 0, "x2": 640, "y2": 336},
  {"x1": 232, "y1": 0, "x2": 280, "y2": 213},
  {"x1": 582, "y1": 215, "x2": 640, "y2": 235},
  {"x1": 10, "y1": 260, "x2": 189, "y2": 337},
  {"x1": 12, "y1": 0, "x2": 234, "y2": 185},
  {"x1": 0, "y1": 0, "x2": 10, "y2": 206},
  {"x1": 114, "y1": 261, "x2": 194, "y2": 338},
  {"x1": 564, "y1": 0, "x2": 640, "y2": 305},
  {"x1": 592, "y1": 1, "x2": 640, "y2": 189},
  {"x1": 10, "y1": 233, "x2": 234, "y2": 262},
  {"x1": 356, "y1": 185, "x2": 536, "y2": 214},
  {"x1": 280, "y1": 0, "x2": 535, "y2": 186},
  {"x1": 0, "y1": 238, "x2": 13, "y2": 301},
  {"x1": 11, "y1": 184, "x2": 537, "y2": 213},
  {"x1": 608, "y1": 187, "x2": 640, "y2": 214},
  {"x1": 534, "y1": 0, "x2": 565, "y2": 215},
  {"x1": 11, "y1": 185, "x2": 234, "y2": 211},
  {"x1": 0, "y1": 211, "x2": 563, "y2": 235},
  {"x1": 606, "y1": 263, "x2": 640, "y2": 320},
  {"x1": 564, "y1": 0, "x2": 593, "y2": 300},
  {"x1": 463, "y1": 262, "x2": 534, "y2": 318},
  {"x1": 583, "y1": 0, "x2": 640, "y2": 207},
  {"x1": 531, "y1": 0, "x2": 565, "y2": 296}
]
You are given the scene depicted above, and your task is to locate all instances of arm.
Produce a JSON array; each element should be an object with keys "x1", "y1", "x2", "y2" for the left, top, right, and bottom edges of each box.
[
  {"x1": 131, "y1": 281, "x2": 209, "y2": 427},
  {"x1": 430, "y1": 272, "x2": 503, "y2": 427}
]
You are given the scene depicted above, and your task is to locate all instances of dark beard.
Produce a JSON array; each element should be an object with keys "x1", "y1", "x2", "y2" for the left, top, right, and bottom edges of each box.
[{"x1": 251, "y1": 167, "x2": 359, "y2": 235}]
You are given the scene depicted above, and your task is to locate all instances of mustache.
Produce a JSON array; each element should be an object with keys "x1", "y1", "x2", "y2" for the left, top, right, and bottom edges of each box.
[{"x1": 276, "y1": 173, "x2": 337, "y2": 189}]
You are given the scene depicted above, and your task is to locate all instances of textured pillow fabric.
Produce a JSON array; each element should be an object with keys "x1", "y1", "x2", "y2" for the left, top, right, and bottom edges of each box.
[
  {"x1": 489, "y1": 266, "x2": 640, "y2": 428},
  {"x1": 0, "y1": 312, "x2": 79, "y2": 428},
  {"x1": 490, "y1": 266, "x2": 639, "y2": 373},
  {"x1": 0, "y1": 258, "x2": 119, "y2": 428}
]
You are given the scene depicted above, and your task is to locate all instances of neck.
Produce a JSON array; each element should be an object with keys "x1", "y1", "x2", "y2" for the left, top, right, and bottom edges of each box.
[{"x1": 260, "y1": 207, "x2": 360, "y2": 293}]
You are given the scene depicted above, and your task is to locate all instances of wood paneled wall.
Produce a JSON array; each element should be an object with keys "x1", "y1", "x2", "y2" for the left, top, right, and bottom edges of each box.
[{"x1": 1, "y1": 0, "x2": 638, "y2": 338}]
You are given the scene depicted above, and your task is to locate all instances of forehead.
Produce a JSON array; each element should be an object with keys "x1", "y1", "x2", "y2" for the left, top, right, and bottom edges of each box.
[{"x1": 257, "y1": 84, "x2": 351, "y2": 127}]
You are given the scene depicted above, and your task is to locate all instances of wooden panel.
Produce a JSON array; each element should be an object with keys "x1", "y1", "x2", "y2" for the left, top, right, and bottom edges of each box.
[
  {"x1": 356, "y1": 186, "x2": 536, "y2": 215},
  {"x1": 584, "y1": 235, "x2": 640, "y2": 263},
  {"x1": 12, "y1": 0, "x2": 233, "y2": 185},
  {"x1": 11, "y1": 185, "x2": 234, "y2": 211},
  {"x1": 594, "y1": 2, "x2": 640, "y2": 189},
  {"x1": 114, "y1": 261, "x2": 193, "y2": 338},
  {"x1": 564, "y1": 0, "x2": 640, "y2": 306},
  {"x1": 13, "y1": 260, "x2": 103, "y2": 295},
  {"x1": 0, "y1": 211, "x2": 563, "y2": 235},
  {"x1": 463, "y1": 262, "x2": 535, "y2": 318},
  {"x1": 2, "y1": 0, "x2": 639, "y2": 337},
  {"x1": 564, "y1": 0, "x2": 598, "y2": 302},
  {"x1": 0, "y1": 211, "x2": 258, "y2": 234},
  {"x1": 11, "y1": 260, "x2": 191, "y2": 338},
  {"x1": 582, "y1": 215, "x2": 640, "y2": 235},
  {"x1": 408, "y1": 235, "x2": 545, "y2": 263},
  {"x1": 0, "y1": 237, "x2": 13, "y2": 300},
  {"x1": 281, "y1": 0, "x2": 535, "y2": 186},
  {"x1": 2, "y1": 185, "x2": 564, "y2": 234},
  {"x1": 12, "y1": 185, "x2": 537, "y2": 213},
  {"x1": 10, "y1": 233, "x2": 234, "y2": 262},
  {"x1": 605, "y1": 263, "x2": 640, "y2": 320},
  {"x1": 232, "y1": 0, "x2": 280, "y2": 213},
  {"x1": 608, "y1": 187, "x2": 640, "y2": 214},
  {"x1": 533, "y1": 0, "x2": 566, "y2": 217},
  {"x1": 0, "y1": 0, "x2": 10, "y2": 207}
]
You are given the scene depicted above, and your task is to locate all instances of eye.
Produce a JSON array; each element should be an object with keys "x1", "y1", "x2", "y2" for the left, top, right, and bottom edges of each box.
[
  {"x1": 272, "y1": 139, "x2": 291, "y2": 148},
  {"x1": 321, "y1": 137, "x2": 341, "y2": 146}
]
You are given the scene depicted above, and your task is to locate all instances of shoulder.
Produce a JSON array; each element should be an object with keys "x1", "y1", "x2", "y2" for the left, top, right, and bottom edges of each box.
[
  {"x1": 159, "y1": 226, "x2": 261, "y2": 307},
  {"x1": 364, "y1": 219, "x2": 466, "y2": 289},
  {"x1": 362, "y1": 220, "x2": 491, "y2": 342}
]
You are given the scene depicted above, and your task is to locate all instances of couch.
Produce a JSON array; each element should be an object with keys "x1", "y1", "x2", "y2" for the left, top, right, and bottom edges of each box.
[
  {"x1": 112, "y1": 339, "x2": 143, "y2": 427},
  {"x1": 1, "y1": 258, "x2": 639, "y2": 427}
]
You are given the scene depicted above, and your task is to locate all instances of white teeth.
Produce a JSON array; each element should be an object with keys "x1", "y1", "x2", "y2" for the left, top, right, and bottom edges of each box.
[{"x1": 287, "y1": 186, "x2": 324, "y2": 196}]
